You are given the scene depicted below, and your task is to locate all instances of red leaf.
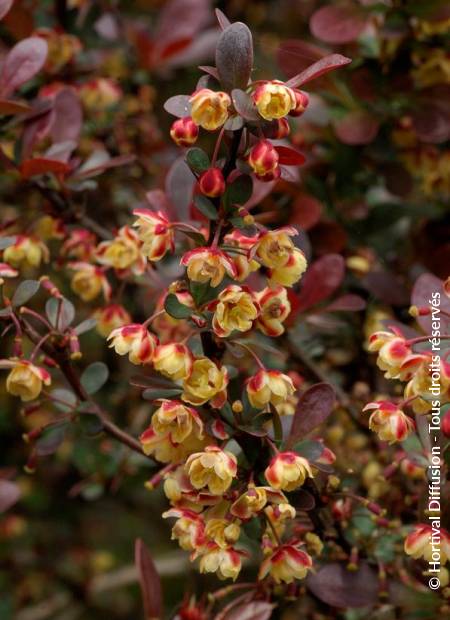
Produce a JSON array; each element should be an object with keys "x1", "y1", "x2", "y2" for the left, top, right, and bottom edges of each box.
[
  {"x1": 310, "y1": 5, "x2": 367, "y2": 44},
  {"x1": 0, "y1": 479, "x2": 21, "y2": 513},
  {"x1": 0, "y1": 0, "x2": 13, "y2": 19},
  {"x1": 159, "y1": 37, "x2": 192, "y2": 61},
  {"x1": 289, "y1": 192, "x2": 322, "y2": 230},
  {"x1": 295, "y1": 254, "x2": 345, "y2": 313},
  {"x1": 411, "y1": 273, "x2": 450, "y2": 335},
  {"x1": 285, "y1": 54, "x2": 352, "y2": 89},
  {"x1": 274, "y1": 145, "x2": 306, "y2": 166},
  {"x1": 135, "y1": 539, "x2": 162, "y2": 620},
  {"x1": 309, "y1": 221, "x2": 347, "y2": 255},
  {"x1": 321, "y1": 293, "x2": 366, "y2": 312},
  {"x1": 50, "y1": 88, "x2": 82, "y2": 145},
  {"x1": 0, "y1": 98, "x2": 30, "y2": 115},
  {"x1": 72, "y1": 154, "x2": 135, "y2": 180},
  {"x1": 215, "y1": 8, "x2": 231, "y2": 30},
  {"x1": 307, "y1": 562, "x2": 379, "y2": 608},
  {"x1": 20, "y1": 157, "x2": 70, "y2": 179},
  {"x1": 412, "y1": 98, "x2": 450, "y2": 144},
  {"x1": 277, "y1": 39, "x2": 326, "y2": 80},
  {"x1": 334, "y1": 110, "x2": 379, "y2": 145},
  {"x1": 0, "y1": 37, "x2": 48, "y2": 97},
  {"x1": 287, "y1": 383, "x2": 336, "y2": 447}
]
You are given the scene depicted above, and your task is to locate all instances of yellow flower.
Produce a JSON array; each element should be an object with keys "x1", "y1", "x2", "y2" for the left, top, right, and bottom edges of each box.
[
  {"x1": 163, "y1": 508, "x2": 206, "y2": 551},
  {"x1": 210, "y1": 285, "x2": 259, "y2": 338},
  {"x1": 140, "y1": 400, "x2": 205, "y2": 463},
  {"x1": 205, "y1": 519, "x2": 240, "y2": 548},
  {"x1": 405, "y1": 524, "x2": 450, "y2": 564},
  {"x1": 153, "y1": 343, "x2": 193, "y2": 380},
  {"x1": 255, "y1": 227, "x2": 297, "y2": 269},
  {"x1": 247, "y1": 369, "x2": 295, "y2": 409},
  {"x1": 252, "y1": 81, "x2": 296, "y2": 120},
  {"x1": 182, "y1": 357, "x2": 228, "y2": 406},
  {"x1": 258, "y1": 544, "x2": 312, "y2": 584},
  {"x1": 132, "y1": 209, "x2": 174, "y2": 262},
  {"x1": 107, "y1": 324, "x2": 158, "y2": 365},
  {"x1": 93, "y1": 304, "x2": 131, "y2": 337},
  {"x1": 1, "y1": 360, "x2": 51, "y2": 402},
  {"x1": 265, "y1": 451, "x2": 313, "y2": 492},
  {"x1": 231, "y1": 485, "x2": 267, "y2": 519},
  {"x1": 70, "y1": 262, "x2": 111, "y2": 302},
  {"x1": 4, "y1": 236, "x2": 49, "y2": 269},
  {"x1": 255, "y1": 286, "x2": 291, "y2": 337},
  {"x1": 96, "y1": 226, "x2": 145, "y2": 274},
  {"x1": 185, "y1": 446, "x2": 237, "y2": 495},
  {"x1": 189, "y1": 88, "x2": 231, "y2": 130},
  {"x1": 268, "y1": 248, "x2": 307, "y2": 287},
  {"x1": 222, "y1": 231, "x2": 260, "y2": 281},
  {"x1": 181, "y1": 248, "x2": 237, "y2": 288},
  {"x1": 199, "y1": 545, "x2": 242, "y2": 580},
  {"x1": 79, "y1": 77, "x2": 122, "y2": 111},
  {"x1": 363, "y1": 401, "x2": 414, "y2": 443}
]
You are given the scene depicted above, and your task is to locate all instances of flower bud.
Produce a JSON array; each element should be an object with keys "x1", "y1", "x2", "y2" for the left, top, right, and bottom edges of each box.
[
  {"x1": 189, "y1": 88, "x2": 231, "y2": 131},
  {"x1": 170, "y1": 116, "x2": 199, "y2": 146},
  {"x1": 289, "y1": 89, "x2": 309, "y2": 117},
  {"x1": 198, "y1": 167, "x2": 225, "y2": 198},
  {"x1": 265, "y1": 451, "x2": 313, "y2": 491},
  {"x1": 248, "y1": 140, "x2": 279, "y2": 180}
]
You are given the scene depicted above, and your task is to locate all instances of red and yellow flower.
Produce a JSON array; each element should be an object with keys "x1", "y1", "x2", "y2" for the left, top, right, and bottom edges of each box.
[
  {"x1": 248, "y1": 140, "x2": 279, "y2": 180},
  {"x1": 181, "y1": 248, "x2": 237, "y2": 288},
  {"x1": 255, "y1": 286, "x2": 291, "y2": 336},
  {"x1": 222, "y1": 231, "x2": 260, "y2": 281},
  {"x1": 252, "y1": 81, "x2": 296, "y2": 121},
  {"x1": 70, "y1": 262, "x2": 111, "y2": 302},
  {"x1": 182, "y1": 357, "x2": 228, "y2": 407},
  {"x1": 93, "y1": 304, "x2": 131, "y2": 337},
  {"x1": 170, "y1": 116, "x2": 199, "y2": 146},
  {"x1": 132, "y1": 209, "x2": 174, "y2": 262},
  {"x1": 3, "y1": 236, "x2": 49, "y2": 269},
  {"x1": 163, "y1": 508, "x2": 206, "y2": 551},
  {"x1": 185, "y1": 446, "x2": 237, "y2": 495},
  {"x1": 140, "y1": 400, "x2": 205, "y2": 463},
  {"x1": 189, "y1": 89, "x2": 231, "y2": 131},
  {"x1": 368, "y1": 329, "x2": 411, "y2": 379},
  {"x1": 107, "y1": 324, "x2": 158, "y2": 365},
  {"x1": 153, "y1": 343, "x2": 194, "y2": 381},
  {"x1": 96, "y1": 225, "x2": 145, "y2": 274},
  {"x1": 265, "y1": 451, "x2": 313, "y2": 491},
  {"x1": 198, "y1": 168, "x2": 225, "y2": 198},
  {"x1": 268, "y1": 248, "x2": 307, "y2": 287},
  {"x1": 0, "y1": 359, "x2": 51, "y2": 402},
  {"x1": 198, "y1": 544, "x2": 242, "y2": 580},
  {"x1": 363, "y1": 401, "x2": 415, "y2": 443},
  {"x1": 209, "y1": 285, "x2": 259, "y2": 338},
  {"x1": 258, "y1": 544, "x2": 313, "y2": 583},
  {"x1": 404, "y1": 524, "x2": 450, "y2": 564},
  {"x1": 255, "y1": 227, "x2": 297, "y2": 269},
  {"x1": 247, "y1": 369, "x2": 295, "y2": 409}
]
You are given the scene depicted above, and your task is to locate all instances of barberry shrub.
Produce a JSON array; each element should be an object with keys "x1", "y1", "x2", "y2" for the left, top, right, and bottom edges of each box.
[{"x1": 1, "y1": 3, "x2": 449, "y2": 620}]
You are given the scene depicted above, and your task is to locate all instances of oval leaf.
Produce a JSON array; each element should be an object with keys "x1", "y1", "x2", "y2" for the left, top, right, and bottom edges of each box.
[
  {"x1": 80, "y1": 362, "x2": 109, "y2": 395},
  {"x1": 294, "y1": 254, "x2": 345, "y2": 313},
  {"x1": 20, "y1": 157, "x2": 70, "y2": 180},
  {"x1": 411, "y1": 273, "x2": 450, "y2": 335},
  {"x1": 12, "y1": 279, "x2": 40, "y2": 306},
  {"x1": 0, "y1": 479, "x2": 21, "y2": 513},
  {"x1": 164, "y1": 293, "x2": 194, "y2": 319},
  {"x1": 223, "y1": 601, "x2": 274, "y2": 620},
  {"x1": 46, "y1": 297, "x2": 75, "y2": 331},
  {"x1": 0, "y1": 37, "x2": 48, "y2": 97},
  {"x1": 135, "y1": 538, "x2": 163, "y2": 620},
  {"x1": 163, "y1": 94, "x2": 191, "y2": 118},
  {"x1": 186, "y1": 147, "x2": 210, "y2": 173},
  {"x1": 287, "y1": 383, "x2": 335, "y2": 446},
  {"x1": 193, "y1": 194, "x2": 218, "y2": 220},
  {"x1": 334, "y1": 110, "x2": 379, "y2": 145},
  {"x1": 285, "y1": 54, "x2": 351, "y2": 89},
  {"x1": 216, "y1": 22, "x2": 253, "y2": 91},
  {"x1": 274, "y1": 145, "x2": 306, "y2": 166},
  {"x1": 0, "y1": 0, "x2": 13, "y2": 20},
  {"x1": 142, "y1": 387, "x2": 183, "y2": 401},
  {"x1": 310, "y1": 5, "x2": 367, "y2": 44},
  {"x1": 307, "y1": 562, "x2": 379, "y2": 608},
  {"x1": 231, "y1": 89, "x2": 260, "y2": 121}
]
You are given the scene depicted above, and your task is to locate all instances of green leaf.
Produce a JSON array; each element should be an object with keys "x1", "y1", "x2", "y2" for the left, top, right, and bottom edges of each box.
[
  {"x1": 142, "y1": 387, "x2": 182, "y2": 401},
  {"x1": 164, "y1": 293, "x2": 193, "y2": 320},
  {"x1": 293, "y1": 439, "x2": 324, "y2": 461},
  {"x1": 75, "y1": 318, "x2": 97, "y2": 335},
  {"x1": 177, "y1": 228, "x2": 206, "y2": 246},
  {"x1": 193, "y1": 195, "x2": 218, "y2": 220},
  {"x1": 78, "y1": 412, "x2": 104, "y2": 436},
  {"x1": 190, "y1": 281, "x2": 221, "y2": 307},
  {"x1": 226, "y1": 174, "x2": 253, "y2": 206},
  {"x1": 50, "y1": 388, "x2": 78, "y2": 412},
  {"x1": 35, "y1": 423, "x2": 68, "y2": 456},
  {"x1": 80, "y1": 362, "x2": 109, "y2": 395},
  {"x1": 186, "y1": 148, "x2": 210, "y2": 173},
  {"x1": 45, "y1": 297, "x2": 75, "y2": 330},
  {"x1": 11, "y1": 280, "x2": 40, "y2": 307}
]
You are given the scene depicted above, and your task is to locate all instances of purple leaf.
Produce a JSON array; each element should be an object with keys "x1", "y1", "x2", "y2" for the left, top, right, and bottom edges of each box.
[
  {"x1": 222, "y1": 602, "x2": 274, "y2": 620},
  {"x1": 0, "y1": 0, "x2": 13, "y2": 20},
  {"x1": 321, "y1": 294, "x2": 366, "y2": 313},
  {"x1": 285, "y1": 54, "x2": 352, "y2": 89},
  {"x1": 0, "y1": 37, "x2": 48, "y2": 97},
  {"x1": 198, "y1": 65, "x2": 220, "y2": 80},
  {"x1": 216, "y1": 22, "x2": 253, "y2": 92},
  {"x1": 411, "y1": 273, "x2": 450, "y2": 334},
  {"x1": 215, "y1": 8, "x2": 231, "y2": 30},
  {"x1": 154, "y1": 0, "x2": 210, "y2": 48},
  {"x1": 307, "y1": 562, "x2": 379, "y2": 607},
  {"x1": 310, "y1": 5, "x2": 367, "y2": 44},
  {"x1": 50, "y1": 88, "x2": 82, "y2": 144},
  {"x1": 165, "y1": 157, "x2": 196, "y2": 221},
  {"x1": 287, "y1": 383, "x2": 336, "y2": 447},
  {"x1": 231, "y1": 89, "x2": 260, "y2": 120},
  {"x1": 0, "y1": 479, "x2": 21, "y2": 513},
  {"x1": 412, "y1": 98, "x2": 450, "y2": 144},
  {"x1": 295, "y1": 254, "x2": 345, "y2": 313},
  {"x1": 135, "y1": 539, "x2": 163, "y2": 620},
  {"x1": 163, "y1": 95, "x2": 191, "y2": 118},
  {"x1": 334, "y1": 110, "x2": 379, "y2": 145},
  {"x1": 277, "y1": 39, "x2": 326, "y2": 80},
  {"x1": 362, "y1": 270, "x2": 409, "y2": 306}
]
